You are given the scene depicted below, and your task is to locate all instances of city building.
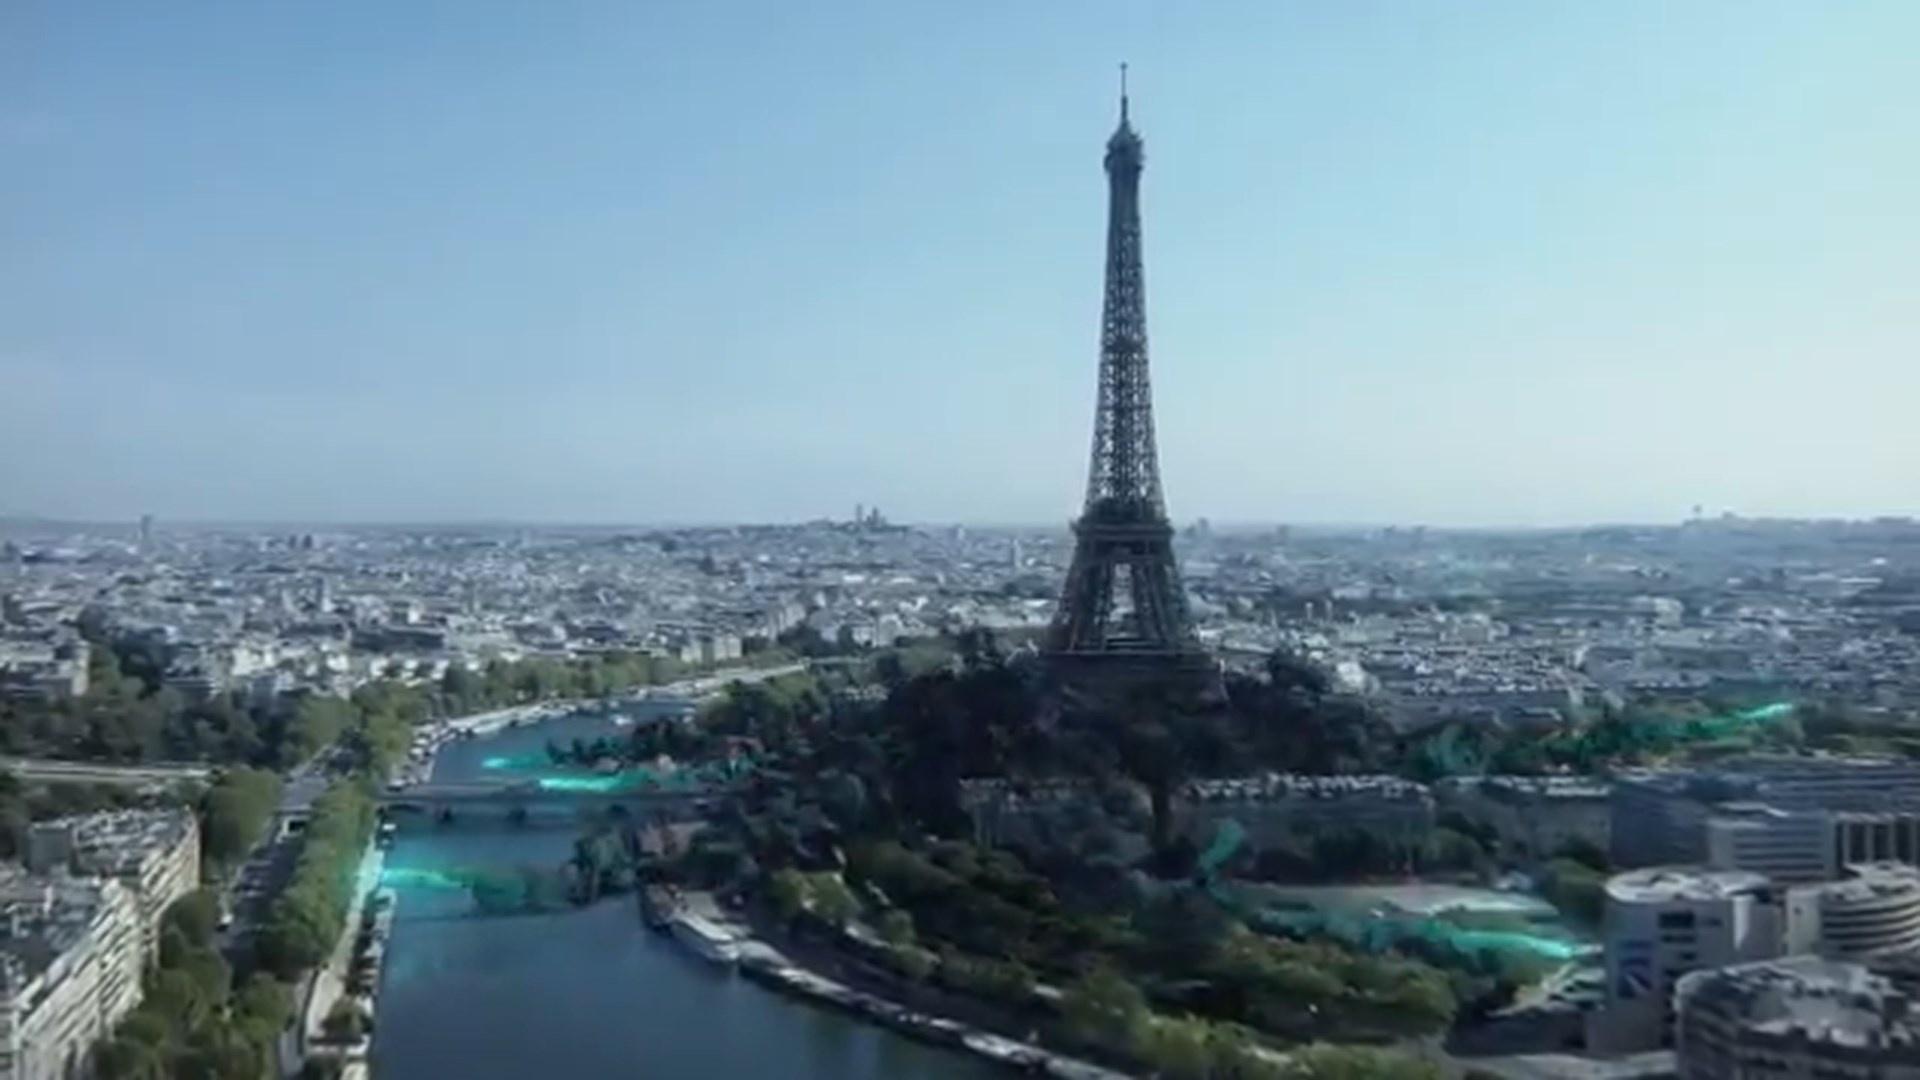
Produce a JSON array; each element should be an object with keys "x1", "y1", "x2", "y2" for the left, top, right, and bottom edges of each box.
[
  {"x1": 1438, "y1": 775, "x2": 1612, "y2": 860},
  {"x1": 1591, "y1": 861, "x2": 1920, "y2": 1054},
  {"x1": 1704, "y1": 805, "x2": 1836, "y2": 884},
  {"x1": 1675, "y1": 956, "x2": 1920, "y2": 1080},
  {"x1": 1805, "y1": 863, "x2": 1920, "y2": 960},
  {"x1": 0, "y1": 870, "x2": 143, "y2": 1080},
  {"x1": 1614, "y1": 758, "x2": 1920, "y2": 871},
  {"x1": 0, "y1": 640, "x2": 89, "y2": 703},
  {"x1": 26, "y1": 810, "x2": 199, "y2": 957},
  {"x1": 1589, "y1": 868, "x2": 1799, "y2": 1053},
  {"x1": 1178, "y1": 773, "x2": 1436, "y2": 848},
  {"x1": 957, "y1": 778, "x2": 1149, "y2": 859}
]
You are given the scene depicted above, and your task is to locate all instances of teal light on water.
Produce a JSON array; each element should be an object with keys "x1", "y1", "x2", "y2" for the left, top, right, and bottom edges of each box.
[
  {"x1": 525, "y1": 757, "x2": 752, "y2": 794},
  {"x1": 481, "y1": 753, "x2": 548, "y2": 772},
  {"x1": 381, "y1": 866, "x2": 478, "y2": 892},
  {"x1": 536, "y1": 774, "x2": 632, "y2": 794}
]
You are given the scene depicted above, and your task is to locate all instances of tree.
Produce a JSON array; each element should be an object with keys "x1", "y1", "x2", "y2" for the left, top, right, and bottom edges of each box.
[
  {"x1": 1542, "y1": 858, "x2": 1607, "y2": 926},
  {"x1": 321, "y1": 1000, "x2": 369, "y2": 1044},
  {"x1": 768, "y1": 869, "x2": 809, "y2": 924},
  {"x1": 146, "y1": 969, "x2": 217, "y2": 1034},
  {"x1": 200, "y1": 760, "x2": 282, "y2": 860},
  {"x1": 96, "y1": 1036, "x2": 167, "y2": 1080},
  {"x1": 287, "y1": 696, "x2": 354, "y2": 765},
  {"x1": 808, "y1": 874, "x2": 859, "y2": 929},
  {"x1": 440, "y1": 665, "x2": 480, "y2": 708},
  {"x1": 164, "y1": 889, "x2": 223, "y2": 948},
  {"x1": 878, "y1": 908, "x2": 915, "y2": 946},
  {"x1": 1134, "y1": 1016, "x2": 1217, "y2": 1080},
  {"x1": 179, "y1": 1024, "x2": 270, "y2": 1080},
  {"x1": 233, "y1": 974, "x2": 293, "y2": 1039},
  {"x1": 1279, "y1": 1044, "x2": 1444, "y2": 1080},
  {"x1": 1062, "y1": 966, "x2": 1147, "y2": 1049},
  {"x1": 887, "y1": 946, "x2": 935, "y2": 982},
  {"x1": 259, "y1": 780, "x2": 374, "y2": 977}
]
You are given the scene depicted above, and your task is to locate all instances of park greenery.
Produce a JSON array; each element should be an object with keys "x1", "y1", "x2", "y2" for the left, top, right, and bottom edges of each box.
[
  {"x1": 1394, "y1": 695, "x2": 1920, "y2": 781},
  {"x1": 199, "y1": 767, "x2": 283, "y2": 870},
  {"x1": 97, "y1": 890, "x2": 294, "y2": 1080},
  {"x1": 628, "y1": 633, "x2": 1893, "y2": 1070},
  {"x1": 0, "y1": 640, "x2": 280, "y2": 765},
  {"x1": 0, "y1": 624, "x2": 797, "y2": 777},
  {"x1": 627, "y1": 642, "x2": 1476, "y2": 1071},
  {"x1": 1059, "y1": 965, "x2": 1444, "y2": 1080}
]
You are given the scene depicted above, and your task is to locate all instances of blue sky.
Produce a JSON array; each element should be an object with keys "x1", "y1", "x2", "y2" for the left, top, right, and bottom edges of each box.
[{"x1": 4, "y1": 2, "x2": 1916, "y2": 526}]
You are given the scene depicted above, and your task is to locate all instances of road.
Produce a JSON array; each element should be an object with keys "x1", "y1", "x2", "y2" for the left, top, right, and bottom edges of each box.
[
  {"x1": 216, "y1": 748, "x2": 344, "y2": 970},
  {"x1": 0, "y1": 755, "x2": 215, "y2": 786}
]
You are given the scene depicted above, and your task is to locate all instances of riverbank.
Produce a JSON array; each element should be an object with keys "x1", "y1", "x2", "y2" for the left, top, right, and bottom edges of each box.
[
  {"x1": 373, "y1": 830, "x2": 999, "y2": 1078},
  {"x1": 665, "y1": 894, "x2": 1127, "y2": 1080},
  {"x1": 391, "y1": 661, "x2": 810, "y2": 788},
  {"x1": 300, "y1": 837, "x2": 387, "y2": 1077}
]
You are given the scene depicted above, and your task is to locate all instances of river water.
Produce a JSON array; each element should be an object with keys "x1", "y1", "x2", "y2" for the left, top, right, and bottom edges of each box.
[{"x1": 372, "y1": 706, "x2": 999, "y2": 1080}]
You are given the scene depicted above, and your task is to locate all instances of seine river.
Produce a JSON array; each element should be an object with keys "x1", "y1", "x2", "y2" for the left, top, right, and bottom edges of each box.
[{"x1": 372, "y1": 706, "x2": 999, "y2": 1080}]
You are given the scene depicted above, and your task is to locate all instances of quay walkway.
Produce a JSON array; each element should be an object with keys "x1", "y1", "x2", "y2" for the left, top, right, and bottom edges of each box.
[
  {"x1": 299, "y1": 839, "x2": 386, "y2": 1078},
  {"x1": 672, "y1": 894, "x2": 1128, "y2": 1080}
]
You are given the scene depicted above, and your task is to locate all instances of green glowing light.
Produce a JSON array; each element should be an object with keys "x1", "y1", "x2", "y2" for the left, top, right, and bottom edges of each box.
[
  {"x1": 1248, "y1": 903, "x2": 1593, "y2": 962},
  {"x1": 536, "y1": 774, "x2": 630, "y2": 794},
  {"x1": 480, "y1": 753, "x2": 548, "y2": 772},
  {"x1": 1202, "y1": 819, "x2": 1593, "y2": 965},
  {"x1": 380, "y1": 866, "x2": 476, "y2": 891}
]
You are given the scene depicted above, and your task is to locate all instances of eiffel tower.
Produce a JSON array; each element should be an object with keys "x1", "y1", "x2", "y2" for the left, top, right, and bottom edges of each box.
[{"x1": 1046, "y1": 74, "x2": 1219, "y2": 704}]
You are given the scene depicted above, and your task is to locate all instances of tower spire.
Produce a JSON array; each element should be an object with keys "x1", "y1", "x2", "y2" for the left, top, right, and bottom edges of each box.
[{"x1": 1046, "y1": 90, "x2": 1216, "y2": 704}]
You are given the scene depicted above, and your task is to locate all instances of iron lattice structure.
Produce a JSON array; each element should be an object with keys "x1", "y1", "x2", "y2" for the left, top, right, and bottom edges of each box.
[{"x1": 1047, "y1": 90, "x2": 1214, "y2": 691}]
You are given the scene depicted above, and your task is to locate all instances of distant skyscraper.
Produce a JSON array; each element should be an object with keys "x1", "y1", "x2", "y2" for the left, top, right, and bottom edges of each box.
[
  {"x1": 1046, "y1": 76, "x2": 1218, "y2": 703},
  {"x1": 138, "y1": 513, "x2": 153, "y2": 549}
]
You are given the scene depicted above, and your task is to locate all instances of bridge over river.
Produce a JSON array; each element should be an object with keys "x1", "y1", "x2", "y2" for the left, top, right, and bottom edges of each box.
[{"x1": 377, "y1": 779, "x2": 732, "y2": 827}]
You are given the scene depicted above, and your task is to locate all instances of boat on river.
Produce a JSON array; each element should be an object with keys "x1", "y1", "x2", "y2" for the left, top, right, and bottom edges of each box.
[{"x1": 670, "y1": 910, "x2": 743, "y2": 966}]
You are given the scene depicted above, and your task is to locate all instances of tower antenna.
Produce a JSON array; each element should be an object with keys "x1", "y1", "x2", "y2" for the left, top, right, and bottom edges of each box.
[{"x1": 1119, "y1": 62, "x2": 1129, "y2": 122}]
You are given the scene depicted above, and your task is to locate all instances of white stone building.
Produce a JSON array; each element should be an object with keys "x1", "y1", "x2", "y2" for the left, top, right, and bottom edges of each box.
[
  {"x1": 0, "y1": 871, "x2": 143, "y2": 1080},
  {"x1": 1676, "y1": 956, "x2": 1920, "y2": 1080},
  {"x1": 26, "y1": 810, "x2": 200, "y2": 958}
]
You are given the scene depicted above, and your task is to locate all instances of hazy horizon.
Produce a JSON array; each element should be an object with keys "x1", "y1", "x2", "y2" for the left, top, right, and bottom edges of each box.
[
  {"x1": 6, "y1": 2, "x2": 1917, "y2": 527},
  {"x1": 5, "y1": 510, "x2": 1912, "y2": 536}
]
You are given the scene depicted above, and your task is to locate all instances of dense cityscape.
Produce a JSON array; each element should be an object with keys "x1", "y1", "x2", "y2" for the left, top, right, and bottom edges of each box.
[
  {"x1": 3, "y1": 505, "x2": 1918, "y2": 1079},
  {"x1": 7, "y1": 7, "x2": 1918, "y2": 1080}
]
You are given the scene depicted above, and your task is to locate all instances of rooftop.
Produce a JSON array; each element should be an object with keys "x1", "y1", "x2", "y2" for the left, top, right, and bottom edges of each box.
[
  {"x1": 1183, "y1": 772, "x2": 1431, "y2": 803},
  {"x1": 1606, "y1": 866, "x2": 1773, "y2": 905},
  {"x1": 1817, "y1": 862, "x2": 1920, "y2": 906},
  {"x1": 36, "y1": 808, "x2": 195, "y2": 876},
  {"x1": 1679, "y1": 955, "x2": 1918, "y2": 1054},
  {"x1": 0, "y1": 868, "x2": 125, "y2": 992}
]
